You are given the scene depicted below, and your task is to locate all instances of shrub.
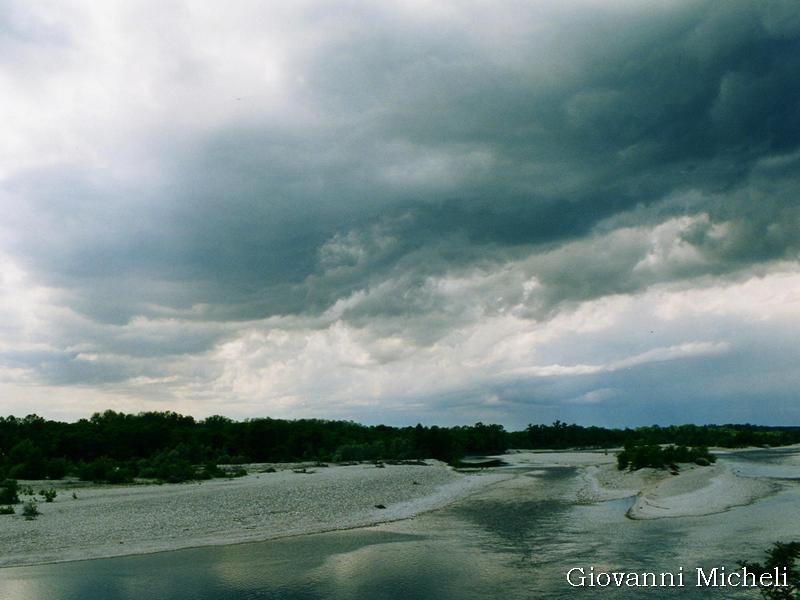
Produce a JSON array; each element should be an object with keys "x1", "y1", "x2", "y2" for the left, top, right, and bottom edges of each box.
[
  {"x1": 0, "y1": 505, "x2": 14, "y2": 515},
  {"x1": 226, "y1": 466, "x2": 248, "y2": 478},
  {"x1": 617, "y1": 452, "x2": 629, "y2": 470},
  {"x1": 739, "y1": 541, "x2": 800, "y2": 599},
  {"x1": 0, "y1": 479, "x2": 20, "y2": 504},
  {"x1": 6, "y1": 440, "x2": 46, "y2": 479},
  {"x1": 22, "y1": 500, "x2": 39, "y2": 519},
  {"x1": 149, "y1": 458, "x2": 196, "y2": 483},
  {"x1": 198, "y1": 461, "x2": 225, "y2": 479},
  {"x1": 616, "y1": 444, "x2": 716, "y2": 471},
  {"x1": 39, "y1": 489, "x2": 57, "y2": 502},
  {"x1": 44, "y1": 458, "x2": 70, "y2": 480},
  {"x1": 332, "y1": 442, "x2": 383, "y2": 462},
  {"x1": 138, "y1": 450, "x2": 197, "y2": 483},
  {"x1": 77, "y1": 458, "x2": 134, "y2": 484}
]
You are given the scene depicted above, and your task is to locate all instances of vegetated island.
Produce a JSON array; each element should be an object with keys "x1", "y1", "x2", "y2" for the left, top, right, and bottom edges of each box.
[{"x1": 0, "y1": 412, "x2": 798, "y2": 567}]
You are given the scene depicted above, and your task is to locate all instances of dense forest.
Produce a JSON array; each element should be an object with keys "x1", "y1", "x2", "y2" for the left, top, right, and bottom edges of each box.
[{"x1": 1, "y1": 411, "x2": 799, "y2": 484}]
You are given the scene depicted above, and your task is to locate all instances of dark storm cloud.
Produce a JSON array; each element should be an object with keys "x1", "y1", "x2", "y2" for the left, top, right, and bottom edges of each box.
[
  {"x1": 5, "y1": 0, "x2": 799, "y2": 330},
  {"x1": 2, "y1": 0, "x2": 800, "y2": 420}
]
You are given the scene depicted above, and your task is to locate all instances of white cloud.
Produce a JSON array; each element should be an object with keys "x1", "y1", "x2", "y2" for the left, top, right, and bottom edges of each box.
[
  {"x1": 653, "y1": 267, "x2": 800, "y2": 322},
  {"x1": 0, "y1": 249, "x2": 65, "y2": 361}
]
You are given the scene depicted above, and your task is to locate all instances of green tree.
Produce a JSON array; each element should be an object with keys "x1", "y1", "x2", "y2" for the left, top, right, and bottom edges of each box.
[{"x1": 739, "y1": 541, "x2": 800, "y2": 599}]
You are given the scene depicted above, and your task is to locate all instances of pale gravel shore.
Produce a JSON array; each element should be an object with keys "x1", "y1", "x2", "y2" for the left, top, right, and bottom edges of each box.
[
  {"x1": 624, "y1": 463, "x2": 778, "y2": 519},
  {"x1": 0, "y1": 462, "x2": 509, "y2": 568},
  {"x1": 1, "y1": 448, "x2": 788, "y2": 567},
  {"x1": 580, "y1": 459, "x2": 779, "y2": 519},
  {"x1": 503, "y1": 449, "x2": 780, "y2": 518}
]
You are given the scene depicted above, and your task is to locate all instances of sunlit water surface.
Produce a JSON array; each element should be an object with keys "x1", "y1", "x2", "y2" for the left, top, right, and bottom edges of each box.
[{"x1": 2, "y1": 448, "x2": 799, "y2": 599}]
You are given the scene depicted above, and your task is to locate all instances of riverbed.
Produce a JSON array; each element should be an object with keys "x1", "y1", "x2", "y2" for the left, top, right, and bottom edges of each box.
[{"x1": 2, "y1": 447, "x2": 799, "y2": 599}]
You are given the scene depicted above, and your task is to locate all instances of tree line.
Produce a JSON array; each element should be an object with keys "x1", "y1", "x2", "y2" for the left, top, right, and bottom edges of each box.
[{"x1": 1, "y1": 411, "x2": 799, "y2": 483}]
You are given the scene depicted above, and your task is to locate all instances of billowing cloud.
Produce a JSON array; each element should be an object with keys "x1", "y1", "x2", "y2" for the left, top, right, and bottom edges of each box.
[{"x1": 1, "y1": 0, "x2": 799, "y2": 426}]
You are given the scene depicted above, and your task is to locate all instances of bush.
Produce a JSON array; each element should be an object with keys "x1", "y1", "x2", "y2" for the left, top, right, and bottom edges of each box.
[
  {"x1": 332, "y1": 442, "x2": 385, "y2": 462},
  {"x1": 616, "y1": 444, "x2": 716, "y2": 471},
  {"x1": 739, "y1": 541, "x2": 800, "y2": 599},
  {"x1": 39, "y1": 489, "x2": 57, "y2": 502},
  {"x1": 198, "y1": 461, "x2": 225, "y2": 480},
  {"x1": 22, "y1": 500, "x2": 39, "y2": 519},
  {"x1": 225, "y1": 466, "x2": 247, "y2": 478},
  {"x1": 44, "y1": 458, "x2": 71, "y2": 480},
  {"x1": 617, "y1": 452, "x2": 629, "y2": 471},
  {"x1": 0, "y1": 479, "x2": 20, "y2": 504},
  {"x1": 77, "y1": 458, "x2": 134, "y2": 484},
  {"x1": 138, "y1": 453, "x2": 196, "y2": 483},
  {"x1": 6, "y1": 440, "x2": 46, "y2": 479},
  {"x1": 0, "y1": 505, "x2": 14, "y2": 515}
]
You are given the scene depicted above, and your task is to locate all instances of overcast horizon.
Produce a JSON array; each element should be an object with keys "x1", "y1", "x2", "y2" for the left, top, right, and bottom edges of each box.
[{"x1": 1, "y1": 0, "x2": 799, "y2": 428}]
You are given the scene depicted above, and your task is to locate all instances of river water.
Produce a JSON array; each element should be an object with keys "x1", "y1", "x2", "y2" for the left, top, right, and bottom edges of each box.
[{"x1": 2, "y1": 448, "x2": 799, "y2": 599}]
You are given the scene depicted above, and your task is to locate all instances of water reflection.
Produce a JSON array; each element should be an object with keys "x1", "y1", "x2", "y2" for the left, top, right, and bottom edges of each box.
[{"x1": 450, "y1": 467, "x2": 612, "y2": 567}]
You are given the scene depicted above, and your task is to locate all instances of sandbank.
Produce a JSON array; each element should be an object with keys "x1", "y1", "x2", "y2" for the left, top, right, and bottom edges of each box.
[
  {"x1": 503, "y1": 449, "x2": 781, "y2": 518},
  {"x1": 0, "y1": 462, "x2": 507, "y2": 568},
  {"x1": 580, "y1": 459, "x2": 778, "y2": 519}
]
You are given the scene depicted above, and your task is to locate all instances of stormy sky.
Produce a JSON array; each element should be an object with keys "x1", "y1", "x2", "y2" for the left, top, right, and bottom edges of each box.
[{"x1": 1, "y1": 0, "x2": 799, "y2": 427}]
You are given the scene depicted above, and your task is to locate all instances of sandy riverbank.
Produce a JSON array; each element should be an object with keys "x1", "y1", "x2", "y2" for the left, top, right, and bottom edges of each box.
[
  {"x1": 0, "y1": 462, "x2": 508, "y2": 568},
  {"x1": 1, "y1": 448, "x2": 788, "y2": 567},
  {"x1": 577, "y1": 457, "x2": 779, "y2": 519},
  {"x1": 500, "y1": 449, "x2": 780, "y2": 518},
  {"x1": 623, "y1": 462, "x2": 777, "y2": 519}
]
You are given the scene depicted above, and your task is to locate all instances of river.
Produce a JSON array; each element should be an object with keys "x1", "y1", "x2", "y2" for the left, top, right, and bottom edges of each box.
[{"x1": 2, "y1": 448, "x2": 799, "y2": 599}]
